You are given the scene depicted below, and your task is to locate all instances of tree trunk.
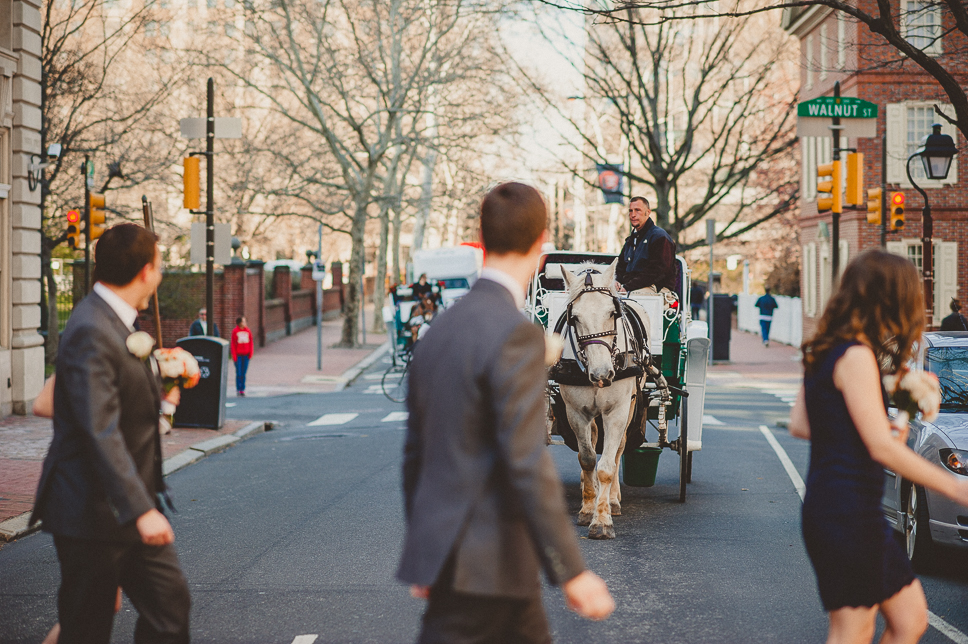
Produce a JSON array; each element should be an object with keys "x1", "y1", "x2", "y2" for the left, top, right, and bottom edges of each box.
[
  {"x1": 42, "y1": 241, "x2": 59, "y2": 364},
  {"x1": 338, "y1": 198, "x2": 369, "y2": 348},
  {"x1": 392, "y1": 203, "x2": 402, "y2": 285},
  {"x1": 372, "y1": 205, "x2": 390, "y2": 334}
]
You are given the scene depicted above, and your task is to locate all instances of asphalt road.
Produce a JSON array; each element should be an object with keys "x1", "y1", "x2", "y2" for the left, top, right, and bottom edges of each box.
[{"x1": 2, "y1": 355, "x2": 968, "y2": 643}]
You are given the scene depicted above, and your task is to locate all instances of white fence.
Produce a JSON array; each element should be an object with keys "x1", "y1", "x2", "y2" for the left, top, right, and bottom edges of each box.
[{"x1": 737, "y1": 294, "x2": 803, "y2": 348}]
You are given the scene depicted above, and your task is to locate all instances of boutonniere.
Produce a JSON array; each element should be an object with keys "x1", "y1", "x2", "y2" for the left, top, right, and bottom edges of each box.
[
  {"x1": 545, "y1": 333, "x2": 564, "y2": 367},
  {"x1": 126, "y1": 331, "x2": 155, "y2": 360},
  {"x1": 883, "y1": 368, "x2": 941, "y2": 426}
]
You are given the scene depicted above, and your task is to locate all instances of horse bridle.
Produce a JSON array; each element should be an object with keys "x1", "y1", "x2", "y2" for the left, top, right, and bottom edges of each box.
[{"x1": 563, "y1": 269, "x2": 640, "y2": 371}]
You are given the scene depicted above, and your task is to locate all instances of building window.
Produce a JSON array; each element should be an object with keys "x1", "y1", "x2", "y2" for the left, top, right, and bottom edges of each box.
[
  {"x1": 904, "y1": 0, "x2": 942, "y2": 55},
  {"x1": 801, "y1": 136, "x2": 833, "y2": 201},
  {"x1": 837, "y1": 12, "x2": 846, "y2": 69},
  {"x1": 885, "y1": 102, "x2": 958, "y2": 186},
  {"x1": 820, "y1": 24, "x2": 828, "y2": 80},
  {"x1": 803, "y1": 243, "x2": 817, "y2": 316},
  {"x1": 887, "y1": 239, "x2": 958, "y2": 320},
  {"x1": 805, "y1": 35, "x2": 813, "y2": 89}
]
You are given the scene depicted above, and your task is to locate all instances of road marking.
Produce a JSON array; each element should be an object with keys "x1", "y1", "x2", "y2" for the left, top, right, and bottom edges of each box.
[
  {"x1": 362, "y1": 373, "x2": 385, "y2": 380},
  {"x1": 758, "y1": 425, "x2": 805, "y2": 501},
  {"x1": 702, "y1": 415, "x2": 724, "y2": 425},
  {"x1": 382, "y1": 411, "x2": 409, "y2": 422},
  {"x1": 225, "y1": 402, "x2": 236, "y2": 407},
  {"x1": 759, "y1": 425, "x2": 968, "y2": 644},
  {"x1": 308, "y1": 413, "x2": 358, "y2": 426},
  {"x1": 364, "y1": 385, "x2": 385, "y2": 394},
  {"x1": 291, "y1": 636, "x2": 318, "y2": 644}
]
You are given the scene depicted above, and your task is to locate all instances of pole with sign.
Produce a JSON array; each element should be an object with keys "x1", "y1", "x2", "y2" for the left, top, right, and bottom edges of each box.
[
  {"x1": 315, "y1": 224, "x2": 324, "y2": 371},
  {"x1": 706, "y1": 219, "x2": 715, "y2": 366}
]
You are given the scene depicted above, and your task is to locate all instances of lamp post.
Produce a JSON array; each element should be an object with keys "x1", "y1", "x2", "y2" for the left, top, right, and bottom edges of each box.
[{"x1": 905, "y1": 123, "x2": 958, "y2": 329}]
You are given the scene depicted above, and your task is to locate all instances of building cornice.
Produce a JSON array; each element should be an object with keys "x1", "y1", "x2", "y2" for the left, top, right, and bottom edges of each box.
[{"x1": 782, "y1": 5, "x2": 835, "y2": 38}]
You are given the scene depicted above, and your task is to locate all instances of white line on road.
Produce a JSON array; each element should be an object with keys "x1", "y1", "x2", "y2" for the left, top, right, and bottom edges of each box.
[
  {"x1": 759, "y1": 424, "x2": 968, "y2": 644},
  {"x1": 702, "y1": 415, "x2": 725, "y2": 426},
  {"x1": 382, "y1": 411, "x2": 409, "y2": 422},
  {"x1": 291, "y1": 636, "x2": 318, "y2": 644},
  {"x1": 364, "y1": 385, "x2": 385, "y2": 394},
  {"x1": 308, "y1": 413, "x2": 358, "y2": 426}
]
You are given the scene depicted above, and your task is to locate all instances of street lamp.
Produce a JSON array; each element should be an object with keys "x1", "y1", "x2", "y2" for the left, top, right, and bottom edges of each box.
[{"x1": 905, "y1": 123, "x2": 958, "y2": 329}]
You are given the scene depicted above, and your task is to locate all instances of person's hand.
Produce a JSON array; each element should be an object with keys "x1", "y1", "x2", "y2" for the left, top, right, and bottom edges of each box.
[
  {"x1": 163, "y1": 386, "x2": 180, "y2": 407},
  {"x1": 563, "y1": 571, "x2": 614, "y2": 620},
  {"x1": 890, "y1": 415, "x2": 910, "y2": 444},
  {"x1": 136, "y1": 509, "x2": 174, "y2": 546},
  {"x1": 614, "y1": 281, "x2": 627, "y2": 295},
  {"x1": 409, "y1": 585, "x2": 430, "y2": 600}
]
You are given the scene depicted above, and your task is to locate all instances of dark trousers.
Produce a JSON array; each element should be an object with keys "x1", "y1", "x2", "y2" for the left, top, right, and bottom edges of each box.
[
  {"x1": 235, "y1": 354, "x2": 250, "y2": 393},
  {"x1": 417, "y1": 558, "x2": 551, "y2": 644},
  {"x1": 759, "y1": 318, "x2": 772, "y2": 343},
  {"x1": 53, "y1": 535, "x2": 191, "y2": 644}
]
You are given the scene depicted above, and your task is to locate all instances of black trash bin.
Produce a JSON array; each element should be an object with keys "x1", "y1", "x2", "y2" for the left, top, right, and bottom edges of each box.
[
  {"x1": 173, "y1": 336, "x2": 229, "y2": 429},
  {"x1": 711, "y1": 294, "x2": 733, "y2": 362}
]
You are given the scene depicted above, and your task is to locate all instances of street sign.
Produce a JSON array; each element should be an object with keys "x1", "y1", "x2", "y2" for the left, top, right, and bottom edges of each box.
[
  {"x1": 797, "y1": 96, "x2": 878, "y2": 119},
  {"x1": 179, "y1": 117, "x2": 243, "y2": 139},
  {"x1": 190, "y1": 222, "x2": 232, "y2": 265},
  {"x1": 312, "y1": 261, "x2": 326, "y2": 281}
]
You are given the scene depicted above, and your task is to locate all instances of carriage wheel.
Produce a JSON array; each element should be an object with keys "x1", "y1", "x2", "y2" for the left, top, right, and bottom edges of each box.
[{"x1": 678, "y1": 387, "x2": 689, "y2": 503}]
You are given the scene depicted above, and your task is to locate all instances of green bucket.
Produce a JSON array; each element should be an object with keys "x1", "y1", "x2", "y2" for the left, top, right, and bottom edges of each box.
[{"x1": 622, "y1": 446, "x2": 662, "y2": 487}]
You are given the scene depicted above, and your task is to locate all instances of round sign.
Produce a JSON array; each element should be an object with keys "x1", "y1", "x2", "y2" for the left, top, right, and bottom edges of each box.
[{"x1": 599, "y1": 170, "x2": 620, "y2": 191}]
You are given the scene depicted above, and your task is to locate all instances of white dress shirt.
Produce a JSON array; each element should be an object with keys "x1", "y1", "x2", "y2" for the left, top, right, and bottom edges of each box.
[
  {"x1": 479, "y1": 267, "x2": 526, "y2": 310},
  {"x1": 93, "y1": 282, "x2": 138, "y2": 332}
]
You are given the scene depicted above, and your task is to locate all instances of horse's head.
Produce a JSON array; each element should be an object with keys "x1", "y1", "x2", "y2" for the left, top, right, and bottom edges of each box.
[{"x1": 561, "y1": 259, "x2": 619, "y2": 388}]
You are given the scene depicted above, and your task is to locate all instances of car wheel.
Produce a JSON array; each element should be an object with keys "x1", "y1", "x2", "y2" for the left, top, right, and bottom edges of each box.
[{"x1": 905, "y1": 484, "x2": 933, "y2": 566}]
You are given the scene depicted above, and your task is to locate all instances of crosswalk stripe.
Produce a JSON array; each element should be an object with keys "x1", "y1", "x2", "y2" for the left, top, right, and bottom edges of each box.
[
  {"x1": 364, "y1": 385, "x2": 384, "y2": 394},
  {"x1": 291, "y1": 636, "x2": 318, "y2": 644},
  {"x1": 702, "y1": 415, "x2": 725, "y2": 425},
  {"x1": 382, "y1": 411, "x2": 409, "y2": 422},
  {"x1": 308, "y1": 413, "x2": 358, "y2": 426}
]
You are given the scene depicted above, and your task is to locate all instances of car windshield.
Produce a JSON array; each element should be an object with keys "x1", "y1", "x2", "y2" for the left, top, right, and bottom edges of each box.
[
  {"x1": 925, "y1": 347, "x2": 968, "y2": 410},
  {"x1": 439, "y1": 278, "x2": 469, "y2": 289}
]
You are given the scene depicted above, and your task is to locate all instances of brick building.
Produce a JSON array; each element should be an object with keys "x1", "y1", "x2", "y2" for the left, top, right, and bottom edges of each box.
[{"x1": 783, "y1": 2, "x2": 967, "y2": 338}]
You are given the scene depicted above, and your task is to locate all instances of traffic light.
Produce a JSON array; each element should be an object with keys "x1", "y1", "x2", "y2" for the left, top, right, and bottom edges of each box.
[
  {"x1": 845, "y1": 153, "x2": 864, "y2": 206},
  {"x1": 66, "y1": 209, "x2": 82, "y2": 249},
  {"x1": 183, "y1": 157, "x2": 200, "y2": 210},
  {"x1": 817, "y1": 159, "x2": 842, "y2": 213},
  {"x1": 866, "y1": 187, "x2": 882, "y2": 225},
  {"x1": 88, "y1": 192, "x2": 106, "y2": 241},
  {"x1": 890, "y1": 192, "x2": 905, "y2": 231}
]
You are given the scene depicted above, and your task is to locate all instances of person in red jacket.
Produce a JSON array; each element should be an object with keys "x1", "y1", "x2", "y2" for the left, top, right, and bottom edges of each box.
[{"x1": 230, "y1": 316, "x2": 254, "y2": 397}]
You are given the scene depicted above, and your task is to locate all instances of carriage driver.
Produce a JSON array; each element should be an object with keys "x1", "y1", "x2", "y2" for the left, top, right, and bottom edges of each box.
[{"x1": 614, "y1": 196, "x2": 677, "y2": 296}]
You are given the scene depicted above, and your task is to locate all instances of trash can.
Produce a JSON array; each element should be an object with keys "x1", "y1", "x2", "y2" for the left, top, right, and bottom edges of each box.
[
  {"x1": 172, "y1": 336, "x2": 229, "y2": 429},
  {"x1": 711, "y1": 294, "x2": 733, "y2": 361}
]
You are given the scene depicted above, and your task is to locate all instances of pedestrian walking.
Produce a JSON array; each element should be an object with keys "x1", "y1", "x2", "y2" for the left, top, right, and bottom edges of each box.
[
  {"x1": 189, "y1": 307, "x2": 219, "y2": 337},
  {"x1": 789, "y1": 249, "x2": 968, "y2": 644},
  {"x1": 31, "y1": 223, "x2": 191, "y2": 644},
  {"x1": 230, "y1": 316, "x2": 254, "y2": 397},
  {"x1": 690, "y1": 283, "x2": 705, "y2": 320},
  {"x1": 398, "y1": 182, "x2": 614, "y2": 644},
  {"x1": 755, "y1": 288, "x2": 779, "y2": 346},
  {"x1": 940, "y1": 298, "x2": 968, "y2": 331}
]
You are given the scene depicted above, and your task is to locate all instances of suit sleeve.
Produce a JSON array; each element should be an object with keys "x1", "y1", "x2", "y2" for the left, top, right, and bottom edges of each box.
[
  {"x1": 59, "y1": 324, "x2": 156, "y2": 525},
  {"x1": 402, "y1": 361, "x2": 422, "y2": 522},
  {"x1": 490, "y1": 322, "x2": 586, "y2": 585}
]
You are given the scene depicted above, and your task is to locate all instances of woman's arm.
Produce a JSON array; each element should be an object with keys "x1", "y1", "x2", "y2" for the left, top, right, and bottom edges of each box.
[
  {"x1": 788, "y1": 386, "x2": 810, "y2": 440},
  {"x1": 836, "y1": 345, "x2": 968, "y2": 505}
]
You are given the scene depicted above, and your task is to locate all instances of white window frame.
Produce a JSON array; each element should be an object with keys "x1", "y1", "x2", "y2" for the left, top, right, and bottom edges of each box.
[
  {"x1": 904, "y1": 0, "x2": 943, "y2": 56},
  {"x1": 801, "y1": 136, "x2": 833, "y2": 201},
  {"x1": 804, "y1": 242, "x2": 817, "y2": 317},
  {"x1": 837, "y1": 12, "x2": 846, "y2": 69},
  {"x1": 885, "y1": 102, "x2": 958, "y2": 187},
  {"x1": 820, "y1": 24, "x2": 828, "y2": 80},
  {"x1": 805, "y1": 35, "x2": 813, "y2": 89},
  {"x1": 886, "y1": 239, "x2": 958, "y2": 321}
]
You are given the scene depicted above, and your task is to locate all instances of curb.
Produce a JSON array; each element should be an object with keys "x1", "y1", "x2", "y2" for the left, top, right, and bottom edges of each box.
[
  {"x1": 335, "y1": 342, "x2": 390, "y2": 391},
  {"x1": 0, "y1": 420, "x2": 269, "y2": 544}
]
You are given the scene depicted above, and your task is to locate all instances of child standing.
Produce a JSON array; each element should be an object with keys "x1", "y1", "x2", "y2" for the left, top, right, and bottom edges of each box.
[{"x1": 230, "y1": 316, "x2": 254, "y2": 397}]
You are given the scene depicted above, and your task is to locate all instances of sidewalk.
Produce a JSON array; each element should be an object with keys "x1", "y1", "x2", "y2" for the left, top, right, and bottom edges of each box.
[
  {"x1": 0, "y1": 308, "x2": 389, "y2": 543},
  {"x1": 708, "y1": 328, "x2": 802, "y2": 383}
]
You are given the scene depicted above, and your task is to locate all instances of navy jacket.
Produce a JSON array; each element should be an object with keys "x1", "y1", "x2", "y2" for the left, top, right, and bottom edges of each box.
[
  {"x1": 756, "y1": 294, "x2": 779, "y2": 317},
  {"x1": 616, "y1": 219, "x2": 677, "y2": 292}
]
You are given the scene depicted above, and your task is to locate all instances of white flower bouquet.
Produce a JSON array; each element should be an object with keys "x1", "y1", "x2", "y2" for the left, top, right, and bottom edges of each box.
[
  {"x1": 883, "y1": 368, "x2": 941, "y2": 426},
  {"x1": 153, "y1": 347, "x2": 201, "y2": 393}
]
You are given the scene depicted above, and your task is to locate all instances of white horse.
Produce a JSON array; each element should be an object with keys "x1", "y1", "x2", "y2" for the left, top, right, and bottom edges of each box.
[{"x1": 556, "y1": 260, "x2": 670, "y2": 539}]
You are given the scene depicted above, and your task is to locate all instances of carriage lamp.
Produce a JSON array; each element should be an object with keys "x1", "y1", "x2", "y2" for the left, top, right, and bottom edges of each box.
[{"x1": 940, "y1": 449, "x2": 968, "y2": 476}]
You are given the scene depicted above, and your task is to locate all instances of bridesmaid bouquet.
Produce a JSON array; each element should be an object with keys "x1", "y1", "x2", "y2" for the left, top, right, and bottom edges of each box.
[
  {"x1": 153, "y1": 347, "x2": 201, "y2": 392},
  {"x1": 883, "y1": 368, "x2": 941, "y2": 426}
]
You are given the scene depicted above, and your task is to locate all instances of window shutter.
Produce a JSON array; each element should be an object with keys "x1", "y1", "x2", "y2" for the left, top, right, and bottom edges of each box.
[
  {"x1": 886, "y1": 241, "x2": 906, "y2": 256},
  {"x1": 839, "y1": 239, "x2": 849, "y2": 269},
  {"x1": 886, "y1": 104, "x2": 905, "y2": 183},
  {"x1": 805, "y1": 243, "x2": 817, "y2": 316},
  {"x1": 935, "y1": 241, "x2": 958, "y2": 320}
]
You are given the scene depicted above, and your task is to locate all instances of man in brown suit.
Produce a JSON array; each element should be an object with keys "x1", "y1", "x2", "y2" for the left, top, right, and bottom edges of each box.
[{"x1": 398, "y1": 182, "x2": 614, "y2": 643}]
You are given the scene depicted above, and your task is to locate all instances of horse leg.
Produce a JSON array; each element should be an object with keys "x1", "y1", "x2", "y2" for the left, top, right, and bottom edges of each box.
[
  {"x1": 577, "y1": 416, "x2": 598, "y2": 526},
  {"x1": 609, "y1": 430, "x2": 628, "y2": 516},
  {"x1": 588, "y1": 396, "x2": 631, "y2": 540}
]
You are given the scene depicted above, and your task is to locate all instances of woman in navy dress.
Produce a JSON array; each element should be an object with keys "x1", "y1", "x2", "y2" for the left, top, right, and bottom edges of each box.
[{"x1": 789, "y1": 249, "x2": 968, "y2": 643}]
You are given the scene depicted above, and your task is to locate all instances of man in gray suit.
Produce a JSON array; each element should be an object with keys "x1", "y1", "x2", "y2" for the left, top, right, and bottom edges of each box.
[
  {"x1": 32, "y1": 224, "x2": 190, "y2": 643},
  {"x1": 398, "y1": 182, "x2": 614, "y2": 643}
]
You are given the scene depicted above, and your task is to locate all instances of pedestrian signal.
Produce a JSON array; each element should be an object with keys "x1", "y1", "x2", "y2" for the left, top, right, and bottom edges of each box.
[
  {"x1": 66, "y1": 209, "x2": 82, "y2": 249},
  {"x1": 817, "y1": 160, "x2": 842, "y2": 213},
  {"x1": 183, "y1": 157, "x2": 200, "y2": 210},
  {"x1": 845, "y1": 153, "x2": 864, "y2": 206},
  {"x1": 866, "y1": 187, "x2": 882, "y2": 225},
  {"x1": 889, "y1": 192, "x2": 905, "y2": 231},
  {"x1": 88, "y1": 192, "x2": 106, "y2": 242}
]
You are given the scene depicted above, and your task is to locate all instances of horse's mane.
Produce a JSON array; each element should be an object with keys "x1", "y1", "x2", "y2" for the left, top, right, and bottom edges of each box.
[{"x1": 566, "y1": 261, "x2": 617, "y2": 299}]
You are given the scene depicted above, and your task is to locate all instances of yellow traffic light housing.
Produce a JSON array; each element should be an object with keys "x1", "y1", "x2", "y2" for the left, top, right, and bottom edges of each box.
[
  {"x1": 845, "y1": 153, "x2": 864, "y2": 206},
  {"x1": 817, "y1": 160, "x2": 842, "y2": 213},
  {"x1": 866, "y1": 187, "x2": 882, "y2": 225},
  {"x1": 66, "y1": 209, "x2": 82, "y2": 249},
  {"x1": 889, "y1": 192, "x2": 905, "y2": 231},
  {"x1": 183, "y1": 157, "x2": 200, "y2": 210},
  {"x1": 88, "y1": 192, "x2": 106, "y2": 241}
]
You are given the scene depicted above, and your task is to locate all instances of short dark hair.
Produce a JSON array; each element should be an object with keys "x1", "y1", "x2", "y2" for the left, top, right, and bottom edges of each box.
[
  {"x1": 236, "y1": 316, "x2": 243, "y2": 325},
  {"x1": 630, "y1": 196, "x2": 650, "y2": 209},
  {"x1": 480, "y1": 182, "x2": 547, "y2": 255},
  {"x1": 93, "y1": 224, "x2": 158, "y2": 286}
]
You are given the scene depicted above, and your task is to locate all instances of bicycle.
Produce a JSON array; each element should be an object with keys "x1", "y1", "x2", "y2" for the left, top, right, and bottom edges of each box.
[{"x1": 382, "y1": 345, "x2": 412, "y2": 403}]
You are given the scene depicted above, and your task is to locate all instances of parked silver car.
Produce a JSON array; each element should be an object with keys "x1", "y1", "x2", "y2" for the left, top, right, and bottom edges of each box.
[{"x1": 882, "y1": 332, "x2": 968, "y2": 564}]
